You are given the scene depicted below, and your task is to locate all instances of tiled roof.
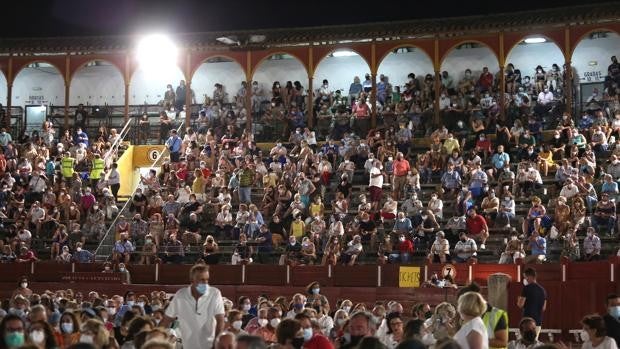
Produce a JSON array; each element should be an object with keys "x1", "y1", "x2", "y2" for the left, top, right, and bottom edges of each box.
[{"x1": 0, "y1": 2, "x2": 618, "y2": 53}]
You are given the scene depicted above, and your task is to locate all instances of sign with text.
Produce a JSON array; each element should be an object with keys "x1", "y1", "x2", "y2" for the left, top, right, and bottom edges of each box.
[
  {"x1": 399, "y1": 266, "x2": 421, "y2": 288},
  {"x1": 60, "y1": 272, "x2": 123, "y2": 283}
]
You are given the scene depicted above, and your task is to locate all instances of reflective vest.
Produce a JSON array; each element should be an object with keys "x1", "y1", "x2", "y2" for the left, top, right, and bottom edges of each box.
[
  {"x1": 61, "y1": 157, "x2": 75, "y2": 178},
  {"x1": 483, "y1": 306, "x2": 508, "y2": 349},
  {"x1": 90, "y1": 158, "x2": 105, "y2": 180}
]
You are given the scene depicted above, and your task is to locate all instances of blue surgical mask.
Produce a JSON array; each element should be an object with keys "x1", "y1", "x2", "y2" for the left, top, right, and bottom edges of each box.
[
  {"x1": 196, "y1": 283, "x2": 209, "y2": 295},
  {"x1": 126, "y1": 301, "x2": 134, "y2": 306},
  {"x1": 610, "y1": 305, "x2": 620, "y2": 318},
  {"x1": 312, "y1": 288, "x2": 320, "y2": 295},
  {"x1": 303, "y1": 327, "x2": 313, "y2": 341},
  {"x1": 61, "y1": 322, "x2": 74, "y2": 333}
]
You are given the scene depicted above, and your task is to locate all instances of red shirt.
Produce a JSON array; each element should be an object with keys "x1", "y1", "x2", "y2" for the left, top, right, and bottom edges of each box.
[
  {"x1": 479, "y1": 72, "x2": 494, "y2": 89},
  {"x1": 475, "y1": 139, "x2": 492, "y2": 153},
  {"x1": 398, "y1": 240, "x2": 414, "y2": 254},
  {"x1": 466, "y1": 215, "x2": 487, "y2": 235},
  {"x1": 304, "y1": 334, "x2": 335, "y2": 349},
  {"x1": 393, "y1": 159, "x2": 410, "y2": 176}
]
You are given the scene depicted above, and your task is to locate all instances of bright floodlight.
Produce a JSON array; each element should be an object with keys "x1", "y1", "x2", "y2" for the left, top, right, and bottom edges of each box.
[
  {"x1": 136, "y1": 34, "x2": 178, "y2": 71},
  {"x1": 332, "y1": 50, "x2": 358, "y2": 57},
  {"x1": 524, "y1": 37, "x2": 546, "y2": 44}
]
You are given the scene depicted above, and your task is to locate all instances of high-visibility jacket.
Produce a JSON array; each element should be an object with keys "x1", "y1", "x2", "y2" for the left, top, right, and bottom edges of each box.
[
  {"x1": 61, "y1": 156, "x2": 75, "y2": 178},
  {"x1": 483, "y1": 306, "x2": 508, "y2": 349},
  {"x1": 90, "y1": 158, "x2": 105, "y2": 180}
]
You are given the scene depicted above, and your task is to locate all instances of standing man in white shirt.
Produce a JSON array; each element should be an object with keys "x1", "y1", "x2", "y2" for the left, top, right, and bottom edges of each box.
[
  {"x1": 160, "y1": 264, "x2": 225, "y2": 349},
  {"x1": 369, "y1": 160, "x2": 384, "y2": 212}
]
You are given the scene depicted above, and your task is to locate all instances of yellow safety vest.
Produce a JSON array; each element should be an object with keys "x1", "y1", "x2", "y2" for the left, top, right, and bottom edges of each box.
[
  {"x1": 61, "y1": 157, "x2": 75, "y2": 178},
  {"x1": 90, "y1": 158, "x2": 105, "y2": 180},
  {"x1": 483, "y1": 306, "x2": 508, "y2": 349}
]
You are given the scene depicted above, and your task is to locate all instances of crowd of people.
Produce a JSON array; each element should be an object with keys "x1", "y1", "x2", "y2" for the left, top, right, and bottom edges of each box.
[
  {"x1": 1, "y1": 60, "x2": 620, "y2": 268},
  {"x1": 0, "y1": 265, "x2": 619, "y2": 349}
]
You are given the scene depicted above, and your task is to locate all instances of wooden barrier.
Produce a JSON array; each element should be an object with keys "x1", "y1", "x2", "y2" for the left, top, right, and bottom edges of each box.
[{"x1": 59, "y1": 272, "x2": 123, "y2": 283}]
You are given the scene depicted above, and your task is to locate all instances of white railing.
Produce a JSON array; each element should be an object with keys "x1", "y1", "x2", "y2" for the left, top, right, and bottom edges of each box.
[{"x1": 94, "y1": 121, "x2": 185, "y2": 259}]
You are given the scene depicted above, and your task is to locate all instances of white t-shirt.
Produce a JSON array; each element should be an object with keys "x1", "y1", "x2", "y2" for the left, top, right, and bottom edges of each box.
[
  {"x1": 369, "y1": 167, "x2": 383, "y2": 188},
  {"x1": 165, "y1": 286, "x2": 225, "y2": 349},
  {"x1": 453, "y1": 317, "x2": 488, "y2": 349},
  {"x1": 582, "y1": 337, "x2": 618, "y2": 349}
]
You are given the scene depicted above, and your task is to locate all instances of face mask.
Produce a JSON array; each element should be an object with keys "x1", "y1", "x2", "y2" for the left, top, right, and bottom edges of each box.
[
  {"x1": 126, "y1": 300, "x2": 134, "y2": 306},
  {"x1": 232, "y1": 320, "x2": 243, "y2": 330},
  {"x1": 21, "y1": 282, "x2": 27, "y2": 289},
  {"x1": 523, "y1": 279, "x2": 529, "y2": 286},
  {"x1": 522, "y1": 330, "x2": 537, "y2": 343},
  {"x1": 120, "y1": 268, "x2": 126, "y2": 272},
  {"x1": 608, "y1": 305, "x2": 620, "y2": 318},
  {"x1": 303, "y1": 327, "x2": 314, "y2": 341},
  {"x1": 196, "y1": 283, "x2": 209, "y2": 295},
  {"x1": 554, "y1": 135, "x2": 560, "y2": 139},
  {"x1": 336, "y1": 318, "x2": 347, "y2": 326},
  {"x1": 242, "y1": 303, "x2": 251, "y2": 312},
  {"x1": 292, "y1": 337, "x2": 305, "y2": 349},
  {"x1": 137, "y1": 302, "x2": 145, "y2": 308},
  {"x1": 4, "y1": 332, "x2": 25, "y2": 348},
  {"x1": 312, "y1": 288, "x2": 320, "y2": 295},
  {"x1": 79, "y1": 334, "x2": 94, "y2": 344},
  {"x1": 62, "y1": 322, "x2": 74, "y2": 333},
  {"x1": 107, "y1": 307, "x2": 116, "y2": 315},
  {"x1": 270, "y1": 318, "x2": 281, "y2": 328},
  {"x1": 580, "y1": 330, "x2": 590, "y2": 342},
  {"x1": 511, "y1": 236, "x2": 518, "y2": 241},
  {"x1": 30, "y1": 330, "x2": 45, "y2": 344},
  {"x1": 421, "y1": 215, "x2": 428, "y2": 221},
  {"x1": 258, "y1": 318, "x2": 268, "y2": 327},
  {"x1": 342, "y1": 306, "x2": 351, "y2": 313},
  {"x1": 76, "y1": 247, "x2": 82, "y2": 252}
]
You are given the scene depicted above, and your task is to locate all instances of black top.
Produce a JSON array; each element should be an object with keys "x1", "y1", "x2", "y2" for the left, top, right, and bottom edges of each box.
[
  {"x1": 521, "y1": 282, "x2": 547, "y2": 325},
  {"x1": 604, "y1": 313, "x2": 620, "y2": 347}
]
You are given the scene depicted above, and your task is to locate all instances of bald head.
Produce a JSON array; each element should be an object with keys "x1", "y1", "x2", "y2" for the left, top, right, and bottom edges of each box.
[{"x1": 215, "y1": 332, "x2": 236, "y2": 349}]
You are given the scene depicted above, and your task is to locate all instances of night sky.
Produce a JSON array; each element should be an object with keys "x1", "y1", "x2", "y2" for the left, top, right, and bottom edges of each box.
[{"x1": 0, "y1": 0, "x2": 608, "y2": 38}]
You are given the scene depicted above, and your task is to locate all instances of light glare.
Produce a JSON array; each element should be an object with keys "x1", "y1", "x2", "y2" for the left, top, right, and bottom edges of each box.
[
  {"x1": 332, "y1": 50, "x2": 358, "y2": 57},
  {"x1": 136, "y1": 34, "x2": 178, "y2": 72},
  {"x1": 524, "y1": 37, "x2": 546, "y2": 44}
]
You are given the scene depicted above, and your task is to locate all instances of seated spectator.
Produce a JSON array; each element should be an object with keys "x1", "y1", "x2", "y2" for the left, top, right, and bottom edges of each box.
[
  {"x1": 428, "y1": 231, "x2": 450, "y2": 264},
  {"x1": 162, "y1": 233, "x2": 184, "y2": 264},
  {"x1": 389, "y1": 234, "x2": 414, "y2": 264},
  {"x1": 523, "y1": 230, "x2": 546, "y2": 264},
  {"x1": 507, "y1": 317, "x2": 542, "y2": 349},
  {"x1": 499, "y1": 231, "x2": 525, "y2": 264},
  {"x1": 453, "y1": 232, "x2": 478, "y2": 263},
  {"x1": 113, "y1": 233, "x2": 134, "y2": 264},
  {"x1": 232, "y1": 233, "x2": 253, "y2": 265},
  {"x1": 466, "y1": 208, "x2": 489, "y2": 250},
  {"x1": 340, "y1": 235, "x2": 363, "y2": 266},
  {"x1": 593, "y1": 193, "x2": 616, "y2": 235},
  {"x1": 583, "y1": 227, "x2": 602, "y2": 261}
]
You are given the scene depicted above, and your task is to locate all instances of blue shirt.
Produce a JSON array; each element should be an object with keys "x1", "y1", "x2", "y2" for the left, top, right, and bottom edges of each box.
[
  {"x1": 166, "y1": 135, "x2": 181, "y2": 153},
  {"x1": 491, "y1": 152, "x2": 510, "y2": 169},
  {"x1": 75, "y1": 132, "x2": 89, "y2": 147},
  {"x1": 72, "y1": 249, "x2": 93, "y2": 263},
  {"x1": 530, "y1": 236, "x2": 546, "y2": 256}
]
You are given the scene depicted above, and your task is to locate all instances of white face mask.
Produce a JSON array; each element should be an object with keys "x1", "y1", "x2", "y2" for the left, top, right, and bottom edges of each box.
[
  {"x1": 30, "y1": 330, "x2": 45, "y2": 344},
  {"x1": 270, "y1": 318, "x2": 281, "y2": 328},
  {"x1": 580, "y1": 330, "x2": 590, "y2": 342},
  {"x1": 232, "y1": 320, "x2": 243, "y2": 330},
  {"x1": 21, "y1": 282, "x2": 28, "y2": 289},
  {"x1": 258, "y1": 318, "x2": 268, "y2": 327},
  {"x1": 336, "y1": 318, "x2": 347, "y2": 326},
  {"x1": 523, "y1": 279, "x2": 529, "y2": 286}
]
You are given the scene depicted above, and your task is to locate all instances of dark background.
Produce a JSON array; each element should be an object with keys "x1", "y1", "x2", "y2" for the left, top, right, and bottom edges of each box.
[{"x1": 0, "y1": 0, "x2": 609, "y2": 38}]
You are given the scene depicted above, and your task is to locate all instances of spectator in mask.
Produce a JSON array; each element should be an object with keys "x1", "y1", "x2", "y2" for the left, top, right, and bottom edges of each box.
[{"x1": 507, "y1": 317, "x2": 541, "y2": 349}]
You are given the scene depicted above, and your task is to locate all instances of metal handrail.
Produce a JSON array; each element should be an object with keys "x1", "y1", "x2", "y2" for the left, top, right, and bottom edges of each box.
[
  {"x1": 103, "y1": 118, "x2": 132, "y2": 164},
  {"x1": 94, "y1": 121, "x2": 185, "y2": 259}
]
